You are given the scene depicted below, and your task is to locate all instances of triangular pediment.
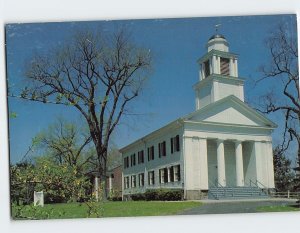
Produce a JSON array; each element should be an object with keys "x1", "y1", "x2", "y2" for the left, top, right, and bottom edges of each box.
[{"x1": 184, "y1": 95, "x2": 277, "y2": 128}]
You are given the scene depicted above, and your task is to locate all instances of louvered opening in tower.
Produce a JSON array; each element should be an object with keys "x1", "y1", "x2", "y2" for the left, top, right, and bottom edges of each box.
[{"x1": 220, "y1": 57, "x2": 230, "y2": 76}]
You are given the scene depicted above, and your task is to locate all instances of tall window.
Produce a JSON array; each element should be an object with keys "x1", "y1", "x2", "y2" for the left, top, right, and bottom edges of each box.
[
  {"x1": 147, "y1": 146, "x2": 155, "y2": 161},
  {"x1": 124, "y1": 177, "x2": 130, "y2": 189},
  {"x1": 138, "y1": 150, "x2": 144, "y2": 164},
  {"x1": 159, "y1": 168, "x2": 168, "y2": 184},
  {"x1": 174, "y1": 165, "x2": 181, "y2": 181},
  {"x1": 124, "y1": 157, "x2": 129, "y2": 169},
  {"x1": 138, "y1": 173, "x2": 144, "y2": 187},
  {"x1": 148, "y1": 171, "x2": 155, "y2": 185},
  {"x1": 204, "y1": 60, "x2": 210, "y2": 78},
  {"x1": 131, "y1": 175, "x2": 136, "y2": 188},
  {"x1": 130, "y1": 153, "x2": 136, "y2": 167},
  {"x1": 220, "y1": 57, "x2": 230, "y2": 76},
  {"x1": 171, "y1": 135, "x2": 180, "y2": 154},
  {"x1": 158, "y1": 141, "x2": 166, "y2": 157}
]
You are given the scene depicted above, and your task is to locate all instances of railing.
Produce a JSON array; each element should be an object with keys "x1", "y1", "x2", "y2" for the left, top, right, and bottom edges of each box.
[
  {"x1": 249, "y1": 179, "x2": 268, "y2": 196},
  {"x1": 270, "y1": 191, "x2": 300, "y2": 199}
]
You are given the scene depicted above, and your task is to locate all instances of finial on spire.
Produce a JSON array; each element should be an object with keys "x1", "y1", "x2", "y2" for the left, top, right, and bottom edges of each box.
[{"x1": 215, "y1": 24, "x2": 221, "y2": 33}]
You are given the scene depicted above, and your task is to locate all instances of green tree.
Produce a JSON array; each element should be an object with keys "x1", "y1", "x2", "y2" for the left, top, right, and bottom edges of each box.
[
  {"x1": 12, "y1": 29, "x2": 151, "y2": 197},
  {"x1": 33, "y1": 118, "x2": 94, "y2": 173},
  {"x1": 10, "y1": 157, "x2": 91, "y2": 204},
  {"x1": 273, "y1": 146, "x2": 295, "y2": 191}
]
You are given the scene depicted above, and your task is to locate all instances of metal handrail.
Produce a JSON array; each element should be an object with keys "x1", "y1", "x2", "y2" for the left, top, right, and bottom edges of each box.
[
  {"x1": 249, "y1": 179, "x2": 268, "y2": 196},
  {"x1": 215, "y1": 178, "x2": 227, "y2": 198}
]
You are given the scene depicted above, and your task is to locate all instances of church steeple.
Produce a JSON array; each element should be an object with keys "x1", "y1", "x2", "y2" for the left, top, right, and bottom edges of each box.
[{"x1": 194, "y1": 30, "x2": 245, "y2": 110}]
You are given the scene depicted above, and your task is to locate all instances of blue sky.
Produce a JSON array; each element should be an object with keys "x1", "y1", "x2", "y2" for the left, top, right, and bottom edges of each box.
[{"x1": 6, "y1": 14, "x2": 298, "y2": 164}]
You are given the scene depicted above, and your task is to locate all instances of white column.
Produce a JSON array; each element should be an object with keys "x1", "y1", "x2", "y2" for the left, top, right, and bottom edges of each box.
[
  {"x1": 201, "y1": 63, "x2": 205, "y2": 80},
  {"x1": 235, "y1": 140, "x2": 244, "y2": 186},
  {"x1": 229, "y1": 58, "x2": 234, "y2": 76},
  {"x1": 212, "y1": 55, "x2": 217, "y2": 74},
  {"x1": 109, "y1": 175, "x2": 113, "y2": 192},
  {"x1": 234, "y1": 58, "x2": 238, "y2": 77},
  {"x1": 199, "y1": 138, "x2": 208, "y2": 190},
  {"x1": 167, "y1": 167, "x2": 171, "y2": 183},
  {"x1": 266, "y1": 141, "x2": 275, "y2": 188},
  {"x1": 217, "y1": 139, "x2": 226, "y2": 186},
  {"x1": 95, "y1": 176, "x2": 99, "y2": 201},
  {"x1": 209, "y1": 57, "x2": 212, "y2": 75},
  {"x1": 217, "y1": 56, "x2": 221, "y2": 74}
]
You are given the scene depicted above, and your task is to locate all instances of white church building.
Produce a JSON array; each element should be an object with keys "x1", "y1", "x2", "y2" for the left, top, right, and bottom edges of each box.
[{"x1": 120, "y1": 33, "x2": 277, "y2": 200}]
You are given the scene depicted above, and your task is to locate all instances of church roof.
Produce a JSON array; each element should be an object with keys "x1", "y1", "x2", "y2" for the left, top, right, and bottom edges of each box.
[
  {"x1": 183, "y1": 95, "x2": 277, "y2": 128},
  {"x1": 120, "y1": 95, "x2": 277, "y2": 153},
  {"x1": 209, "y1": 34, "x2": 226, "y2": 41}
]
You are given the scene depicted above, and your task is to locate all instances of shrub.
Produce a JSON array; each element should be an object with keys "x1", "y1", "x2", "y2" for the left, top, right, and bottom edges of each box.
[
  {"x1": 131, "y1": 189, "x2": 183, "y2": 201},
  {"x1": 131, "y1": 193, "x2": 146, "y2": 201}
]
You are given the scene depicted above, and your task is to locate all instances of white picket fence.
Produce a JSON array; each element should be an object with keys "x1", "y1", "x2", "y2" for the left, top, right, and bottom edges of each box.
[{"x1": 270, "y1": 191, "x2": 300, "y2": 199}]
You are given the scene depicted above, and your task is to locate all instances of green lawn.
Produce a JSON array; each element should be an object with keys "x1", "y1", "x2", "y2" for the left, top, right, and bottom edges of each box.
[
  {"x1": 12, "y1": 201, "x2": 202, "y2": 219},
  {"x1": 256, "y1": 205, "x2": 300, "y2": 213}
]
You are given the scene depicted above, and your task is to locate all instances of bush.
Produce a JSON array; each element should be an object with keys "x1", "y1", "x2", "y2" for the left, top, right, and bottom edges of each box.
[
  {"x1": 131, "y1": 193, "x2": 146, "y2": 201},
  {"x1": 131, "y1": 189, "x2": 183, "y2": 201}
]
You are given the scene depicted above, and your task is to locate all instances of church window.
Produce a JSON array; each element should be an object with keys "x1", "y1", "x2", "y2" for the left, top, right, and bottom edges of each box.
[
  {"x1": 171, "y1": 135, "x2": 180, "y2": 153},
  {"x1": 174, "y1": 165, "x2": 181, "y2": 181},
  {"x1": 159, "y1": 168, "x2": 168, "y2": 183},
  {"x1": 220, "y1": 57, "x2": 230, "y2": 76},
  {"x1": 124, "y1": 176, "x2": 130, "y2": 189},
  {"x1": 130, "y1": 153, "x2": 136, "y2": 166},
  {"x1": 148, "y1": 171, "x2": 155, "y2": 185},
  {"x1": 124, "y1": 157, "x2": 129, "y2": 169},
  {"x1": 147, "y1": 146, "x2": 155, "y2": 161},
  {"x1": 204, "y1": 60, "x2": 210, "y2": 78},
  {"x1": 138, "y1": 150, "x2": 144, "y2": 164},
  {"x1": 138, "y1": 173, "x2": 144, "y2": 187},
  {"x1": 131, "y1": 175, "x2": 136, "y2": 188},
  {"x1": 158, "y1": 141, "x2": 166, "y2": 157}
]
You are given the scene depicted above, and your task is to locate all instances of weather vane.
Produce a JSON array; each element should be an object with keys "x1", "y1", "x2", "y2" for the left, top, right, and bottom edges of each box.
[{"x1": 215, "y1": 24, "x2": 221, "y2": 33}]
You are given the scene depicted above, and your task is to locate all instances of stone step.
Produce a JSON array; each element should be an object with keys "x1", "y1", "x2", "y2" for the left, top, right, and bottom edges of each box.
[{"x1": 208, "y1": 186, "x2": 268, "y2": 200}]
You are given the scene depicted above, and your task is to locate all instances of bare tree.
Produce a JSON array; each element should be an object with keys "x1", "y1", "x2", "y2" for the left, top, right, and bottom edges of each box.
[
  {"x1": 13, "y1": 28, "x2": 151, "y2": 197},
  {"x1": 257, "y1": 22, "x2": 299, "y2": 165}
]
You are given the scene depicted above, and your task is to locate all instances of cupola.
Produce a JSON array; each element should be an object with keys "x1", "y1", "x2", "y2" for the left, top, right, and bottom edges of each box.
[{"x1": 193, "y1": 28, "x2": 245, "y2": 110}]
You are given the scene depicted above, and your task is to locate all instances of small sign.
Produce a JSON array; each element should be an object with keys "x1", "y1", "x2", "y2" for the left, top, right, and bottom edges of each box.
[{"x1": 34, "y1": 191, "x2": 44, "y2": 207}]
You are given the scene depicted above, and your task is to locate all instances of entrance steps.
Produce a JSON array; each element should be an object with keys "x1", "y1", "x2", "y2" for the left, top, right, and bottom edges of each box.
[{"x1": 208, "y1": 186, "x2": 268, "y2": 200}]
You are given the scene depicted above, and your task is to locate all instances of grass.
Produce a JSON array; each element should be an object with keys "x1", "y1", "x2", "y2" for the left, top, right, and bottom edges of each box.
[
  {"x1": 257, "y1": 205, "x2": 300, "y2": 213},
  {"x1": 12, "y1": 201, "x2": 202, "y2": 219}
]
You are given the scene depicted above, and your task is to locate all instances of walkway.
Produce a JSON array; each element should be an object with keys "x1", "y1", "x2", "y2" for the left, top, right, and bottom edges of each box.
[{"x1": 179, "y1": 199, "x2": 297, "y2": 215}]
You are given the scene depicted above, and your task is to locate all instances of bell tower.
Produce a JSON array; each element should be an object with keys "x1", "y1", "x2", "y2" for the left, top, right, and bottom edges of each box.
[{"x1": 194, "y1": 28, "x2": 245, "y2": 110}]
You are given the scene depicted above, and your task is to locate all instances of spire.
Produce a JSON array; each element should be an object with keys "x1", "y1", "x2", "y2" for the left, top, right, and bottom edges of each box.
[{"x1": 215, "y1": 24, "x2": 221, "y2": 33}]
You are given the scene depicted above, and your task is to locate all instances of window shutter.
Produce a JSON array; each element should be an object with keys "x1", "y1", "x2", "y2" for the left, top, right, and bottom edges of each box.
[
  {"x1": 158, "y1": 143, "x2": 161, "y2": 158},
  {"x1": 171, "y1": 138, "x2": 174, "y2": 154},
  {"x1": 134, "y1": 154, "x2": 136, "y2": 165},
  {"x1": 163, "y1": 141, "x2": 166, "y2": 156},
  {"x1": 176, "y1": 135, "x2": 180, "y2": 151},
  {"x1": 170, "y1": 166, "x2": 174, "y2": 182},
  {"x1": 177, "y1": 165, "x2": 181, "y2": 181},
  {"x1": 147, "y1": 148, "x2": 150, "y2": 161},
  {"x1": 159, "y1": 169, "x2": 161, "y2": 183},
  {"x1": 164, "y1": 168, "x2": 168, "y2": 183},
  {"x1": 151, "y1": 146, "x2": 154, "y2": 160}
]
